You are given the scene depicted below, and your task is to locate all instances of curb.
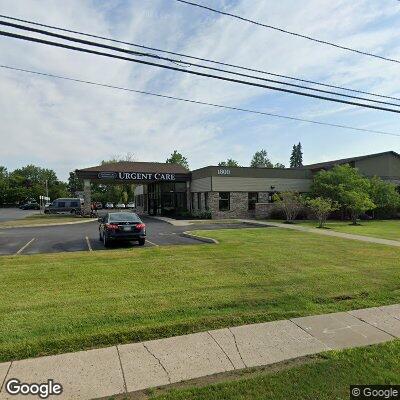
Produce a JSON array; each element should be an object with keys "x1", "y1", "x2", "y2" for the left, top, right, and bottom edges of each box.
[
  {"x1": 0, "y1": 219, "x2": 97, "y2": 229},
  {"x1": 181, "y1": 231, "x2": 219, "y2": 244}
]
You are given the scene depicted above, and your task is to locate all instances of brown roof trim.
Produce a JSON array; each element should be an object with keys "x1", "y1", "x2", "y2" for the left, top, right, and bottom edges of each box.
[
  {"x1": 300, "y1": 151, "x2": 400, "y2": 170},
  {"x1": 76, "y1": 161, "x2": 189, "y2": 174}
]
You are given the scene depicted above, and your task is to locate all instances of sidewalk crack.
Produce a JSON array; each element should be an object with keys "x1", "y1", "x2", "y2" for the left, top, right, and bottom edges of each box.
[
  {"x1": 115, "y1": 346, "x2": 128, "y2": 394},
  {"x1": 347, "y1": 312, "x2": 397, "y2": 339},
  {"x1": 143, "y1": 343, "x2": 171, "y2": 384},
  {"x1": 0, "y1": 361, "x2": 12, "y2": 393},
  {"x1": 290, "y1": 319, "x2": 332, "y2": 351},
  {"x1": 207, "y1": 331, "x2": 236, "y2": 370},
  {"x1": 228, "y1": 328, "x2": 247, "y2": 368}
]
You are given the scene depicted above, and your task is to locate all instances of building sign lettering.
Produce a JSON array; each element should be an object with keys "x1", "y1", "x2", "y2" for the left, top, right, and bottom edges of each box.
[
  {"x1": 217, "y1": 169, "x2": 231, "y2": 175},
  {"x1": 97, "y1": 172, "x2": 176, "y2": 181}
]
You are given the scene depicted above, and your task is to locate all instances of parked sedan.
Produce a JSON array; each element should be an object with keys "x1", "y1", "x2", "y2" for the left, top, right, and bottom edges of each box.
[
  {"x1": 126, "y1": 202, "x2": 135, "y2": 209},
  {"x1": 105, "y1": 202, "x2": 114, "y2": 209},
  {"x1": 20, "y1": 202, "x2": 40, "y2": 210},
  {"x1": 99, "y1": 212, "x2": 146, "y2": 247},
  {"x1": 115, "y1": 203, "x2": 126, "y2": 208}
]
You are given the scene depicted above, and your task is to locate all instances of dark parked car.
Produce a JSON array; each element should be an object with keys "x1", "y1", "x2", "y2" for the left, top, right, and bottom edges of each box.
[
  {"x1": 98, "y1": 212, "x2": 146, "y2": 247},
  {"x1": 45, "y1": 198, "x2": 82, "y2": 214},
  {"x1": 20, "y1": 201, "x2": 40, "y2": 210}
]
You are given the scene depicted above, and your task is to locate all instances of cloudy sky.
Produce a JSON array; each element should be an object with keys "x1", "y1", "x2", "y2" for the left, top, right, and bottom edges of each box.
[{"x1": 0, "y1": 0, "x2": 399, "y2": 180}]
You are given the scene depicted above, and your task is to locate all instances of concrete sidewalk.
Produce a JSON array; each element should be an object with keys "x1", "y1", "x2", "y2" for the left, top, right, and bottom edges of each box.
[
  {"x1": 1, "y1": 304, "x2": 400, "y2": 399},
  {"x1": 241, "y1": 219, "x2": 400, "y2": 247},
  {"x1": 149, "y1": 216, "x2": 192, "y2": 226}
]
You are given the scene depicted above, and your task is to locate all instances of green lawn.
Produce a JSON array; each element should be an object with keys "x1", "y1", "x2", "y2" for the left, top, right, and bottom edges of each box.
[
  {"x1": 151, "y1": 340, "x2": 400, "y2": 400},
  {"x1": 1, "y1": 227, "x2": 400, "y2": 362},
  {"x1": 296, "y1": 219, "x2": 400, "y2": 241},
  {"x1": 0, "y1": 214, "x2": 82, "y2": 227}
]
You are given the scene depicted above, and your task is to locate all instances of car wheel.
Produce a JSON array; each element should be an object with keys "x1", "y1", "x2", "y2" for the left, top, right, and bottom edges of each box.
[
  {"x1": 103, "y1": 233, "x2": 110, "y2": 248},
  {"x1": 138, "y1": 238, "x2": 145, "y2": 246},
  {"x1": 70, "y1": 209, "x2": 76, "y2": 215}
]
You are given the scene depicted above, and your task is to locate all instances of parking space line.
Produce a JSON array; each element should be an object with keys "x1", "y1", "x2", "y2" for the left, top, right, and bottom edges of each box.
[
  {"x1": 85, "y1": 236, "x2": 93, "y2": 251},
  {"x1": 15, "y1": 238, "x2": 35, "y2": 255},
  {"x1": 146, "y1": 239, "x2": 159, "y2": 247}
]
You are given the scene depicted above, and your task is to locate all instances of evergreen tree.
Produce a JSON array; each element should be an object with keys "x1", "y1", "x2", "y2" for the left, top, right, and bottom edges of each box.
[
  {"x1": 290, "y1": 142, "x2": 303, "y2": 168},
  {"x1": 296, "y1": 142, "x2": 303, "y2": 166}
]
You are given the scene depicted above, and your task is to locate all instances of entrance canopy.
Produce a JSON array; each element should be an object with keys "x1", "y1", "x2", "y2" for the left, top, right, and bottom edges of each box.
[{"x1": 75, "y1": 161, "x2": 191, "y2": 183}]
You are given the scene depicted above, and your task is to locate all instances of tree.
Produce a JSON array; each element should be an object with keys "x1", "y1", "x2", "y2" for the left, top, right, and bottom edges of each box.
[
  {"x1": 103, "y1": 152, "x2": 135, "y2": 164},
  {"x1": 218, "y1": 159, "x2": 240, "y2": 167},
  {"x1": 274, "y1": 162, "x2": 285, "y2": 168},
  {"x1": 8, "y1": 165, "x2": 67, "y2": 204},
  {"x1": 312, "y1": 164, "x2": 369, "y2": 209},
  {"x1": 369, "y1": 176, "x2": 400, "y2": 216},
  {"x1": 99, "y1": 155, "x2": 137, "y2": 203},
  {"x1": 306, "y1": 197, "x2": 339, "y2": 228},
  {"x1": 311, "y1": 164, "x2": 375, "y2": 223},
  {"x1": 290, "y1": 142, "x2": 303, "y2": 168},
  {"x1": 0, "y1": 166, "x2": 9, "y2": 205},
  {"x1": 250, "y1": 149, "x2": 273, "y2": 168},
  {"x1": 343, "y1": 190, "x2": 375, "y2": 225},
  {"x1": 272, "y1": 191, "x2": 304, "y2": 222},
  {"x1": 67, "y1": 172, "x2": 83, "y2": 195},
  {"x1": 166, "y1": 150, "x2": 189, "y2": 170}
]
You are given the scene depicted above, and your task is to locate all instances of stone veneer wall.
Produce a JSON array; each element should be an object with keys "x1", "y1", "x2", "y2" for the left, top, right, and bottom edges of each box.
[
  {"x1": 254, "y1": 203, "x2": 276, "y2": 219},
  {"x1": 207, "y1": 191, "x2": 271, "y2": 219}
]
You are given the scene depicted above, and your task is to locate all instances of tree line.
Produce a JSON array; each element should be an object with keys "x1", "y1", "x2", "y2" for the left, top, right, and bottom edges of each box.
[
  {"x1": 0, "y1": 143, "x2": 309, "y2": 206},
  {"x1": 217, "y1": 143, "x2": 303, "y2": 168},
  {"x1": 0, "y1": 165, "x2": 69, "y2": 206},
  {"x1": 273, "y1": 164, "x2": 400, "y2": 226}
]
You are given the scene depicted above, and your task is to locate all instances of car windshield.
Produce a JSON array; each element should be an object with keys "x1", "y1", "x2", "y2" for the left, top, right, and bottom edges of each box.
[{"x1": 108, "y1": 213, "x2": 140, "y2": 223}]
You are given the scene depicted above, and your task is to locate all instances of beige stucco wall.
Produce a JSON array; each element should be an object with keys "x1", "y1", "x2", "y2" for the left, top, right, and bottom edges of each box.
[
  {"x1": 210, "y1": 177, "x2": 312, "y2": 192},
  {"x1": 190, "y1": 177, "x2": 212, "y2": 192},
  {"x1": 355, "y1": 153, "x2": 400, "y2": 179}
]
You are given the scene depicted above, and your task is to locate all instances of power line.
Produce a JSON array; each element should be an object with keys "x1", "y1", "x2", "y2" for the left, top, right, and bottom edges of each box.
[
  {"x1": 1, "y1": 64, "x2": 399, "y2": 138},
  {"x1": 2, "y1": 20, "x2": 399, "y2": 108},
  {"x1": 0, "y1": 13, "x2": 398, "y2": 102},
  {"x1": 1, "y1": 29, "x2": 400, "y2": 114},
  {"x1": 176, "y1": 0, "x2": 400, "y2": 65}
]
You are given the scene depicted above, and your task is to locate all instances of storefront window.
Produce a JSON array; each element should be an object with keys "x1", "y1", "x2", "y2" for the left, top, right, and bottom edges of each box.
[
  {"x1": 219, "y1": 192, "x2": 230, "y2": 211},
  {"x1": 248, "y1": 192, "x2": 258, "y2": 210},
  {"x1": 204, "y1": 192, "x2": 209, "y2": 210},
  {"x1": 197, "y1": 193, "x2": 202, "y2": 210}
]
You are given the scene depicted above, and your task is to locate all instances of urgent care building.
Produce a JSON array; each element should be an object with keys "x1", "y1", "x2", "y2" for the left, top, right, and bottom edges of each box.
[{"x1": 75, "y1": 151, "x2": 400, "y2": 219}]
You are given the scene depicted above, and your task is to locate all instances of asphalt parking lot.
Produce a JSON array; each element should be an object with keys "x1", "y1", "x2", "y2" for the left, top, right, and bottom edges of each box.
[
  {"x1": 0, "y1": 214, "x2": 262, "y2": 255},
  {"x1": 0, "y1": 208, "x2": 40, "y2": 222}
]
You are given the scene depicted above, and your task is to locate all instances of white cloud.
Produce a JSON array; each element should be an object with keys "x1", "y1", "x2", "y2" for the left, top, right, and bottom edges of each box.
[{"x1": 0, "y1": 0, "x2": 399, "y2": 179}]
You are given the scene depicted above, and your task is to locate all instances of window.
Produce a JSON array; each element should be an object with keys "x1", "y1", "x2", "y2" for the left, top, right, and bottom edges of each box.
[
  {"x1": 70, "y1": 201, "x2": 78, "y2": 207},
  {"x1": 197, "y1": 193, "x2": 202, "y2": 210},
  {"x1": 204, "y1": 192, "x2": 209, "y2": 210},
  {"x1": 248, "y1": 192, "x2": 258, "y2": 210},
  {"x1": 57, "y1": 202, "x2": 65, "y2": 208},
  {"x1": 218, "y1": 192, "x2": 230, "y2": 211},
  {"x1": 109, "y1": 213, "x2": 140, "y2": 222}
]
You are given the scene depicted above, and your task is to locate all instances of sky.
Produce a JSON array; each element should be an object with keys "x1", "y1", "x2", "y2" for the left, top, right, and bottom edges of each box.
[{"x1": 0, "y1": 0, "x2": 399, "y2": 180}]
